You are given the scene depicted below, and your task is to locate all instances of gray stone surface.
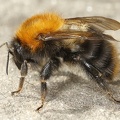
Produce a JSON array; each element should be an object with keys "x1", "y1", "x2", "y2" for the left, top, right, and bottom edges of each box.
[{"x1": 0, "y1": 0, "x2": 120, "y2": 120}]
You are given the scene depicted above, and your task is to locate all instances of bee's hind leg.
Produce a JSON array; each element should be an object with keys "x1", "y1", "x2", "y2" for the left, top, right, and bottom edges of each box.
[
  {"x1": 81, "y1": 59, "x2": 120, "y2": 103},
  {"x1": 93, "y1": 75, "x2": 120, "y2": 103}
]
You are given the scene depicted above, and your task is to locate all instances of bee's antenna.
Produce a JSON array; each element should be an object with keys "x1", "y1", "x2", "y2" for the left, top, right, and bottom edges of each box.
[
  {"x1": 0, "y1": 42, "x2": 13, "y2": 75},
  {"x1": 0, "y1": 42, "x2": 8, "y2": 48},
  {"x1": 6, "y1": 51, "x2": 10, "y2": 75}
]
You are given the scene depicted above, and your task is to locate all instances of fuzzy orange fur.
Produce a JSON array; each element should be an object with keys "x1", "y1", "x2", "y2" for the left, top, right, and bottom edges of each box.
[{"x1": 16, "y1": 13, "x2": 64, "y2": 52}]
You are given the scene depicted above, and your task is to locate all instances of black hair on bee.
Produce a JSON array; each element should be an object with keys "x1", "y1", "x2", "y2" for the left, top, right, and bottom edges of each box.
[{"x1": 1, "y1": 13, "x2": 120, "y2": 111}]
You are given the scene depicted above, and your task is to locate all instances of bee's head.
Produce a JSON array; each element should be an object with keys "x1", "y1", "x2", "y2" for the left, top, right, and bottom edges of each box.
[{"x1": 7, "y1": 39, "x2": 24, "y2": 73}]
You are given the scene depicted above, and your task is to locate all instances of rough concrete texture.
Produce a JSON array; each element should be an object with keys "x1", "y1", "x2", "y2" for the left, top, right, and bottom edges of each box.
[{"x1": 0, "y1": 0, "x2": 120, "y2": 120}]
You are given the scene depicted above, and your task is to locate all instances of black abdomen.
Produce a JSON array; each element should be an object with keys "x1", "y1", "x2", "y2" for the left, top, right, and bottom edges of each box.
[{"x1": 80, "y1": 40, "x2": 117, "y2": 80}]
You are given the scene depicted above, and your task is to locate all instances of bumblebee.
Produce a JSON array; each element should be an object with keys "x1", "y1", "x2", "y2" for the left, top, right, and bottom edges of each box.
[{"x1": 4, "y1": 13, "x2": 120, "y2": 111}]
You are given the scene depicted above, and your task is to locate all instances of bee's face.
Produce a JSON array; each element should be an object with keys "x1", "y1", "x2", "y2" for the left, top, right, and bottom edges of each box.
[{"x1": 11, "y1": 42, "x2": 23, "y2": 69}]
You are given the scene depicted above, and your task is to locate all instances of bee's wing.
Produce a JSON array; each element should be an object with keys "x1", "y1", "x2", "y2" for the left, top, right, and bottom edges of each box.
[
  {"x1": 40, "y1": 16, "x2": 120, "y2": 42},
  {"x1": 43, "y1": 31, "x2": 118, "y2": 42},
  {"x1": 65, "y1": 16, "x2": 120, "y2": 32}
]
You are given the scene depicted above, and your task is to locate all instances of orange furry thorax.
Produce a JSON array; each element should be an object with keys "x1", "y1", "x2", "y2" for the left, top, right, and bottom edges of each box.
[{"x1": 16, "y1": 13, "x2": 64, "y2": 52}]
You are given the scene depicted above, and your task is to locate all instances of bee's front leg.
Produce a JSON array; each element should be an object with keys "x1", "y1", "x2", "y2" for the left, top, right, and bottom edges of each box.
[
  {"x1": 36, "y1": 57, "x2": 60, "y2": 111},
  {"x1": 11, "y1": 60, "x2": 28, "y2": 95}
]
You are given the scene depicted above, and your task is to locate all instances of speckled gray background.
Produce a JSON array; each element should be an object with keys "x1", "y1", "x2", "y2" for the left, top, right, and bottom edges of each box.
[{"x1": 0, "y1": 0, "x2": 120, "y2": 120}]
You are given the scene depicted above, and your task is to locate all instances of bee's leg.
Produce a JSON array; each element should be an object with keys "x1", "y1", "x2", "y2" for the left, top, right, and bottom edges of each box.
[
  {"x1": 36, "y1": 58, "x2": 60, "y2": 111},
  {"x1": 81, "y1": 60, "x2": 120, "y2": 103},
  {"x1": 11, "y1": 60, "x2": 28, "y2": 95},
  {"x1": 36, "y1": 79, "x2": 47, "y2": 111}
]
